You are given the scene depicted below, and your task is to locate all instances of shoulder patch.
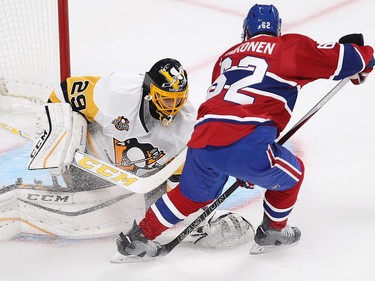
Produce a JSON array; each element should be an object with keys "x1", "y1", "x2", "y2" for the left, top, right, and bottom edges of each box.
[{"x1": 112, "y1": 116, "x2": 130, "y2": 131}]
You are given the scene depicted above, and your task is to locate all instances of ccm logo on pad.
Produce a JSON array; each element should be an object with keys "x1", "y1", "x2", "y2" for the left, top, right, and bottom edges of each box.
[{"x1": 75, "y1": 154, "x2": 138, "y2": 186}]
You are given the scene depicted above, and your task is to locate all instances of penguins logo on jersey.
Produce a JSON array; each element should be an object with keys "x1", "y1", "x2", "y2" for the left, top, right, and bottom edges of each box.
[
  {"x1": 113, "y1": 138, "x2": 166, "y2": 172},
  {"x1": 111, "y1": 116, "x2": 130, "y2": 131}
]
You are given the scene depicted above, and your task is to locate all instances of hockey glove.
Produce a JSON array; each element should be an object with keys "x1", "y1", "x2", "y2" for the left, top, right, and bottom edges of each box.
[
  {"x1": 350, "y1": 56, "x2": 375, "y2": 85},
  {"x1": 338, "y1": 33, "x2": 374, "y2": 85},
  {"x1": 339, "y1": 33, "x2": 364, "y2": 46},
  {"x1": 236, "y1": 178, "x2": 255, "y2": 189}
]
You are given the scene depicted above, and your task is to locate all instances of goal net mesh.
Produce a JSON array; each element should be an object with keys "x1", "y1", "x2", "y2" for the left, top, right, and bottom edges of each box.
[{"x1": 0, "y1": 0, "x2": 63, "y2": 106}]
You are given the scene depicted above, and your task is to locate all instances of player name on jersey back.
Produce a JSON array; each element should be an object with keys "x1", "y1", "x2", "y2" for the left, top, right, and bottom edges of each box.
[{"x1": 225, "y1": 41, "x2": 276, "y2": 56}]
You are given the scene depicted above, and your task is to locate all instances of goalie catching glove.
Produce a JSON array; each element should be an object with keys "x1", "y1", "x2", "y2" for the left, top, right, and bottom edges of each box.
[
  {"x1": 188, "y1": 210, "x2": 255, "y2": 249},
  {"x1": 28, "y1": 103, "x2": 87, "y2": 175}
]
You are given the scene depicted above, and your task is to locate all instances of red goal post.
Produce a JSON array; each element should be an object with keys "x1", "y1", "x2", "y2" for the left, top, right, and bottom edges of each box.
[{"x1": 0, "y1": 0, "x2": 71, "y2": 106}]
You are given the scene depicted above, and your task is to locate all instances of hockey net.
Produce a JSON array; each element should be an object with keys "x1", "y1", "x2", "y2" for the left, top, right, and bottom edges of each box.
[{"x1": 0, "y1": 0, "x2": 70, "y2": 109}]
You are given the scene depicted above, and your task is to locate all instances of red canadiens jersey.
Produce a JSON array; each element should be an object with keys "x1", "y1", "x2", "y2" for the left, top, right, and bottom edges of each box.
[{"x1": 188, "y1": 33, "x2": 374, "y2": 148}]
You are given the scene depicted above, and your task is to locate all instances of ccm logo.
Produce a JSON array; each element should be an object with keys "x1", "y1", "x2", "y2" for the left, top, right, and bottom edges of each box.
[
  {"x1": 30, "y1": 130, "x2": 48, "y2": 158},
  {"x1": 77, "y1": 156, "x2": 138, "y2": 186},
  {"x1": 27, "y1": 194, "x2": 70, "y2": 202}
]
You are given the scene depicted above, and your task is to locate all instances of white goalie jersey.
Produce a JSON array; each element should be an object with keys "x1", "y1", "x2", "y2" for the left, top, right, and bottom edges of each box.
[{"x1": 48, "y1": 70, "x2": 196, "y2": 177}]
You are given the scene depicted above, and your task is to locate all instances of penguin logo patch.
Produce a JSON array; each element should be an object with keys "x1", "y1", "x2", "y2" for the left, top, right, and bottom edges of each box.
[{"x1": 113, "y1": 138, "x2": 166, "y2": 173}]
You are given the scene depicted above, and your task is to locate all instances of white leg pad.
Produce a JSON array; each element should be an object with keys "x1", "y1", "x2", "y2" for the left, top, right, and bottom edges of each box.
[{"x1": 28, "y1": 103, "x2": 87, "y2": 175}]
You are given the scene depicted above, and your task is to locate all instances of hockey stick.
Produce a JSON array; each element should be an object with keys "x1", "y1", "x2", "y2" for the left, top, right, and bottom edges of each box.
[
  {"x1": 155, "y1": 78, "x2": 350, "y2": 257},
  {"x1": 0, "y1": 121, "x2": 186, "y2": 194}
]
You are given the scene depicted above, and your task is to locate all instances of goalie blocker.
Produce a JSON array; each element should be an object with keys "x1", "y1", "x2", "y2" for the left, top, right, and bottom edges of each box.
[{"x1": 28, "y1": 103, "x2": 87, "y2": 175}]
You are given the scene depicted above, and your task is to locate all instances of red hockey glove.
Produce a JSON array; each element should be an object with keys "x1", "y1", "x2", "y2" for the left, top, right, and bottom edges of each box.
[
  {"x1": 350, "y1": 57, "x2": 374, "y2": 85},
  {"x1": 236, "y1": 178, "x2": 255, "y2": 189}
]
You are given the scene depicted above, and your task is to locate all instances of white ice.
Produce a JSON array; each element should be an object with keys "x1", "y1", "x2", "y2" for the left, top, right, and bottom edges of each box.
[{"x1": 1, "y1": 0, "x2": 375, "y2": 280}]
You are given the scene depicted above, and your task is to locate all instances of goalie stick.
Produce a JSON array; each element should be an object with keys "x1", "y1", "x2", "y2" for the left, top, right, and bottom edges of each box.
[
  {"x1": 111, "y1": 78, "x2": 349, "y2": 262},
  {"x1": 0, "y1": 121, "x2": 186, "y2": 194}
]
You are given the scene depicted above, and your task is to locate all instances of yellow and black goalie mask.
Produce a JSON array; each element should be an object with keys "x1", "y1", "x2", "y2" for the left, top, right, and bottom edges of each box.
[{"x1": 144, "y1": 58, "x2": 188, "y2": 126}]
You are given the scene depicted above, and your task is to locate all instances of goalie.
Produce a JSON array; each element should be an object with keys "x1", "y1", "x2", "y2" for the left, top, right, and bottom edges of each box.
[
  {"x1": 27, "y1": 57, "x2": 255, "y2": 248},
  {"x1": 28, "y1": 58, "x2": 195, "y2": 205}
]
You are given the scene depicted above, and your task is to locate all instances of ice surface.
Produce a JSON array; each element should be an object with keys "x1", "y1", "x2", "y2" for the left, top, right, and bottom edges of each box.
[{"x1": 1, "y1": 0, "x2": 375, "y2": 280}]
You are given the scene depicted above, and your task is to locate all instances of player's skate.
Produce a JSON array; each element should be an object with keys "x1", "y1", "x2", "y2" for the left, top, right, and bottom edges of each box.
[
  {"x1": 250, "y1": 218, "x2": 301, "y2": 255},
  {"x1": 111, "y1": 220, "x2": 162, "y2": 263}
]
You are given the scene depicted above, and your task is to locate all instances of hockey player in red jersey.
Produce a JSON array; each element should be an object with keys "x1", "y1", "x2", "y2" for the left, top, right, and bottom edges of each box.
[{"x1": 116, "y1": 4, "x2": 374, "y2": 258}]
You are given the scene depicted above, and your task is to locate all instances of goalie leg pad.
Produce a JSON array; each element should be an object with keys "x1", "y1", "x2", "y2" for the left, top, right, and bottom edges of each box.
[{"x1": 28, "y1": 103, "x2": 87, "y2": 175}]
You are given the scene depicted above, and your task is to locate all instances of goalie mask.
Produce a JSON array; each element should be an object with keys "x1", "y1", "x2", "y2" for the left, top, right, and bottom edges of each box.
[{"x1": 143, "y1": 58, "x2": 188, "y2": 126}]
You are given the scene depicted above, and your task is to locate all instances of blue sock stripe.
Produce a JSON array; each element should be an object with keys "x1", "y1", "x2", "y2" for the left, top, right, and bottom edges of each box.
[
  {"x1": 155, "y1": 197, "x2": 183, "y2": 225},
  {"x1": 263, "y1": 201, "x2": 293, "y2": 220}
]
